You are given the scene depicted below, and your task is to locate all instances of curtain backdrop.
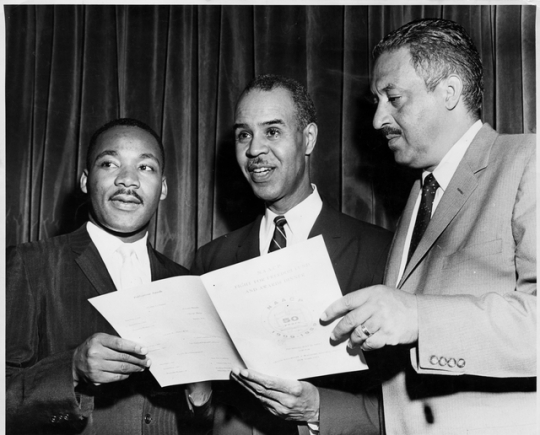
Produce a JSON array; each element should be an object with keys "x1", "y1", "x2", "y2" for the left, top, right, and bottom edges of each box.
[{"x1": 5, "y1": 4, "x2": 536, "y2": 267}]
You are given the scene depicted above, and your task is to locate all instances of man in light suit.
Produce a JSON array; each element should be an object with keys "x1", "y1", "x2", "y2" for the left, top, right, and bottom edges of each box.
[
  {"x1": 191, "y1": 74, "x2": 393, "y2": 435},
  {"x1": 6, "y1": 118, "x2": 211, "y2": 434},
  {"x1": 323, "y1": 18, "x2": 536, "y2": 435}
]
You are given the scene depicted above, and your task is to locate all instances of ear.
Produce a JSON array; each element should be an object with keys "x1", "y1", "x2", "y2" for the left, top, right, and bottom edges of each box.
[
  {"x1": 160, "y1": 176, "x2": 168, "y2": 200},
  {"x1": 444, "y1": 75, "x2": 463, "y2": 110},
  {"x1": 303, "y1": 123, "x2": 318, "y2": 156},
  {"x1": 80, "y1": 169, "x2": 89, "y2": 194}
]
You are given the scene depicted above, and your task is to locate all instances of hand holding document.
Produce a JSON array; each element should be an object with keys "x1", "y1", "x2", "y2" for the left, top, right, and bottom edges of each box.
[{"x1": 90, "y1": 236, "x2": 367, "y2": 387}]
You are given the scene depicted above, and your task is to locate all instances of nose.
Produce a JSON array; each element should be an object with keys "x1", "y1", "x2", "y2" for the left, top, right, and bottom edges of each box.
[
  {"x1": 373, "y1": 101, "x2": 391, "y2": 130},
  {"x1": 246, "y1": 133, "x2": 269, "y2": 158},
  {"x1": 115, "y1": 166, "x2": 140, "y2": 188}
]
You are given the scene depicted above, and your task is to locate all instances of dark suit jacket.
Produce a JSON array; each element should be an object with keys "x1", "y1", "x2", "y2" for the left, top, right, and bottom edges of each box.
[
  {"x1": 6, "y1": 224, "x2": 209, "y2": 435},
  {"x1": 192, "y1": 203, "x2": 393, "y2": 435}
]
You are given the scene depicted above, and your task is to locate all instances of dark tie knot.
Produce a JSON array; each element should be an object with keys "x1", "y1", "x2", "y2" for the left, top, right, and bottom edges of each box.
[
  {"x1": 274, "y1": 216, "x2": 287, "y2": 228},
  {"x1": 423, "y1": 173, "x2": 439, "y2": 193}
]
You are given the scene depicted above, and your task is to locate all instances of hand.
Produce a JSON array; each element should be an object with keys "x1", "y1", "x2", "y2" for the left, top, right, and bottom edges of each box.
[
  {"x1": 321, "y1": 285, "x2": 418, "y2": 350},
  {"x1": 186, "y1": 381, "x2": 213, "y2": 407},
  {"x1": 231, "y1": 368, "x2": 319, "y2": 422},
  {"x1": 72, "y1": 333, "x2": 150, "y2": 386}
]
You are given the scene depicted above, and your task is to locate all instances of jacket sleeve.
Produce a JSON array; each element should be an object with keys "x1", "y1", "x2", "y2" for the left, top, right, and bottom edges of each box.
[
  {"x1": 413, "y1": 144, "x2": 536, "y2": 378},
  {"x1": 6, "y1": 246, "x2": 93, "y2": 433}
]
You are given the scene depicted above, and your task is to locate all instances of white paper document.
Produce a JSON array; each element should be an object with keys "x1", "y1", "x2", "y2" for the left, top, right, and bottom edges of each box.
[{"x1": 89, "y1": 236, "x2": 367, "y2": 386}]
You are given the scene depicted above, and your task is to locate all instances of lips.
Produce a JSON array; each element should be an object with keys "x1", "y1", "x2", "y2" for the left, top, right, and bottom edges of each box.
[
  {"x1": 109, "y1": 192, "x2": 143, "y2": 209},
  {"x1": 247, "y1": 162, "x2": 275, "y2": 181}
]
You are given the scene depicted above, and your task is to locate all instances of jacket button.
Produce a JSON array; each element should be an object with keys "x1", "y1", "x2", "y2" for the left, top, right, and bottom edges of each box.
[
  {"x1": 429, "y1": 355, "x2": 438, "y2": 365},
  {"x1": 447, "y1": 358, "x2": 456, "y2": 368},
  {"x1": 144, "y1": 414, "x2": 153, "y2": 424},
  {"x1": 438, "y1": 357, "x2": 447, "y2": 366},
  {"x1": 50, "y1": 415, "x2": 57, "y2": 423},
  {"x1": 457, "y1": 358, "x2": 466, "y2": 368}
]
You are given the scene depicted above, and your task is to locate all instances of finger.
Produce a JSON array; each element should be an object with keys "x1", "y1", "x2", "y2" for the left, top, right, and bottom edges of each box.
[
  {"x1": 230, "y1": 372, "x2": 288, "y2": 414},
  {"x1": 330, "y1": 303, "x2": 375, "y2": 343},
  {"x1": 234, "y1": 368, "x2": 295, "y2": 394},
  {"x1": 91, "y1": 343, "x2": 151, "y2": 369},
  {"x1": 348, "y1": 319, "x2": 380, "y2": 347},
  {"x1": 320, "y1": 288, "x2": 372, "y2": 325},
  {"x1": 83, "y1": 355, "x2": 148, "y2": 382},
  {"x1": 360, "y1": 333, "x2": 386, "y2": 351},
  {"x1": 98, "y1": 334, "x2": 148, "y2": 357}
]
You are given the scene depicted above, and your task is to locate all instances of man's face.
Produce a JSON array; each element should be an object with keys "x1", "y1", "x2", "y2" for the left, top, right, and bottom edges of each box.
[
  {"x1": 80, "y1": 126, "x2": 167, "y2": 241},
  {"x1": 371, "y1": 47, "x2": 449, "y2": 171},
  {"x1": 234, "y1": 88, "x2": 315, "y2": 213}
]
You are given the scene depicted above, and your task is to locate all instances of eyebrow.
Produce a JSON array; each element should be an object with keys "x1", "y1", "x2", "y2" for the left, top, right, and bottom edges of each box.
[
  {"x1": 233, "y1": 119, "x2": 286, "y2": 130},
  {"x1": 371, "y1": 82, "x2": 397, "y2": 95},
  {"x1": 93, "y1": 150, "x2": 161, "y2": 165}
]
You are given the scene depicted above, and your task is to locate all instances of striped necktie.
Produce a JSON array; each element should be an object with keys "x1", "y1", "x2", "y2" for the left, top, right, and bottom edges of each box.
[{"x1": 268, "y1": 215, "x2": 287, "y2": 253}]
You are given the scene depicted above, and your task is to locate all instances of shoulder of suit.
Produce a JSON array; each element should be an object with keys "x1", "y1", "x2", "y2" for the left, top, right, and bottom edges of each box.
[
  {"x1": 195, "y1": 220, "x2": 257, "y2": 253},
  {"x1": 8, "y1": 231, "x2": 73, "y2": 258},
  {"x1": 150, "y1": 248, "x2": 190, "y2": 276},
  {"x1": 327, "y1": 208, "x2": 393, "y2": 240},
  {"x1": 491, "y1": 131, "x2": 536, "y2": 164}
]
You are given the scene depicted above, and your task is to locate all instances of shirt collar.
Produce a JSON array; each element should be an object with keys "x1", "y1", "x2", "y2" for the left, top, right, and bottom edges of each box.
[
  {"x1": 262, "y1": 184, "x2": 323, "y2": 237},
  {"x1": 424, "y1": 120, "x2": 483, "y2": 190},
  {"x1": 86, "y1": 221, "x2": 148, "y2": 262}
]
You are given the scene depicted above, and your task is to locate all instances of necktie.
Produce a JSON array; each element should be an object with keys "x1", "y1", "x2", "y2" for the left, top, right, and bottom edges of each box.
[
  {"x1": 407, "y1": 173, "x2": 439, "y2": 264},
  {"x1": 268, "y1": 216, "x2": 287, "y2": 253},
  {"x1": 116, "y1": 244, "x2": 143, "y2": 290}
]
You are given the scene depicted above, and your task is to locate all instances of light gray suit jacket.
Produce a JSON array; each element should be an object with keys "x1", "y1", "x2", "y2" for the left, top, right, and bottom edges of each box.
[{"x1": 380, "y1": 124, "x2": 536, "y2": 435}]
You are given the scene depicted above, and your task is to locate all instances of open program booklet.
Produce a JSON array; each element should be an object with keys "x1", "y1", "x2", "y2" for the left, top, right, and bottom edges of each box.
[{"x1": 89, "y1": 236, "x2": 368, "y2": 386}]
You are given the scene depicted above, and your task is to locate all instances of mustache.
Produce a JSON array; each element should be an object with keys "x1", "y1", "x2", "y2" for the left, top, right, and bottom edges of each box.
[
  {"x1": 247, "y1": 158, "x2": 272, "y2": 170},
  {"x1": 381, "y1": 126, "x2": 402, "y2": 136},
  {"x1": 110, "y1": 189, "x2": 143, "y2": 203}
]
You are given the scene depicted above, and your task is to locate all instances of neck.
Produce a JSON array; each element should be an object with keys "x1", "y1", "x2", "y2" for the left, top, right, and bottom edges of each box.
[
  {"x1": 266, "y1": 182, "x2": 313, "y2": 215},
  {"x1": 88, "y1": 215, "x2": 148, "y2": 243}
]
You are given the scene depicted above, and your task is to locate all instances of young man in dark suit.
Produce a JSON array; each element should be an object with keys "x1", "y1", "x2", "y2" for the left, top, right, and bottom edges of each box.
[
  {"x1": 191, "y1": 75, "x2": 393, "y2": 435},
  {"x1": 6, "y1": 118, "x2": 210, "y2": 434}
]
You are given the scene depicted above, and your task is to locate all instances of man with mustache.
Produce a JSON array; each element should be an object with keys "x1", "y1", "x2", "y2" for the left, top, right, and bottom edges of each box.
[
  {"x1": 6, "y1": 118, "x2": 211, "y2": 434},
  {"x1": 322, "y1": 19, "x2": 536, "y2": 434},
  {"x1": 191, "y1": 74, "x2": 393, "y2": 435}
]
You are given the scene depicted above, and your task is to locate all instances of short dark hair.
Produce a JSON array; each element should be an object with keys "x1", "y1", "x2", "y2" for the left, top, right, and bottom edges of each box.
[
  {"x1": 86, "y1": 118, "x2": 165, "y2": 171},
  {"x1": 238, "y1": 74, "x2": 317, "y2": 131},
  {"x1": 373, "y1": 18, "x2": 483, "y2": 116}
]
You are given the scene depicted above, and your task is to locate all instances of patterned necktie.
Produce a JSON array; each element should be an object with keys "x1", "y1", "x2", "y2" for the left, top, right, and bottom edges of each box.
[
  {"x1": 268, "y1": 216, "x2": 287, "y2": 253},
  {"x1": 407, "y1": 173, "x2": 439, "y2": 264}
]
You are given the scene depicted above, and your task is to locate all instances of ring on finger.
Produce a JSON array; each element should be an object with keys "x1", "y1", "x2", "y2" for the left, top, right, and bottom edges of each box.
[{"x1": 360, "y1": 324, "x2": 374, "y2": 338}]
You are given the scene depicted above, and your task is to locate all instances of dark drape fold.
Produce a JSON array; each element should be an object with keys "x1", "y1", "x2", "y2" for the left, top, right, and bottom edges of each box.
[{"x1": 5, "y1": 4, "x2": 536, "y2": 267}]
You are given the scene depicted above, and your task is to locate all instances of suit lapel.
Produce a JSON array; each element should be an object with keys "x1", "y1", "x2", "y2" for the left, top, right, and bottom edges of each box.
[
  {"x1": 236, "y1": 216, "x2": 263, "y2": 262},
  {"x1": 385, "y1": 181, "x2": 420, "y2": 287},
  {"x1": 71, "y1": 224, "x2": 117, "y2": 296},
  {"x1": 308, "y1": 203, "x2": 341, "y2": 259},
  {"x1": 148, "y1": 245, "x2": 173, "y2": 281},
  {"x1": 398, "y1": 124, "x2": 496, "y2": 288}
]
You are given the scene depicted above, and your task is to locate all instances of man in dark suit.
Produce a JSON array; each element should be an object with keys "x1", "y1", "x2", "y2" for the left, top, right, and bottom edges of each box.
[
  {"x1": 192, "y1": 75, "x2": 393, "y2": 435},
  {"x1": 6, "y1": 118, "x2": 211, "y2": 434},
  {"x1": 323, "y1": 19, "x2": 536, "y2": 434}
]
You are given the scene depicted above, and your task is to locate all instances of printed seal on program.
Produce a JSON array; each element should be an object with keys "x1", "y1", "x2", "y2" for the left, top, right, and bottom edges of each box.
[{"x1": 265, "y1": 296, "x2": 318, "y2": 339}]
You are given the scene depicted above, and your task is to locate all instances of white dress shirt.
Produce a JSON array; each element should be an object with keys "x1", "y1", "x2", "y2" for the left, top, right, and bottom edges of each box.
[
  {"x1": 259, "y1": 184, "x2": 323, "y2": 255},
  {"x1": 396, "y1": 120, "x2": 483, "y2": 284},
  {"x1": 86, "y1": 221, "x2": 151, "y2": 290}
]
